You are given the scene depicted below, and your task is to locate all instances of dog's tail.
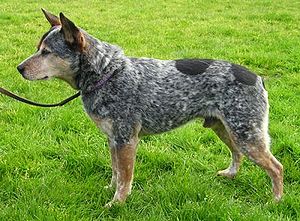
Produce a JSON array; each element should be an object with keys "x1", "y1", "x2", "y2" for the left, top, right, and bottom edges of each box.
[
  {"x1": 256, "y1": 75, "x2": 267, "y2": 91},
  {"x1": 256, "y1": 76, "x2": 270, "y2": 148}
]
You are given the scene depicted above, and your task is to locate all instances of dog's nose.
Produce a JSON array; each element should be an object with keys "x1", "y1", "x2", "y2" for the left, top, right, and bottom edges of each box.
[{"x1": 17, "y1": 64, "x2": 25, "y2": 74}]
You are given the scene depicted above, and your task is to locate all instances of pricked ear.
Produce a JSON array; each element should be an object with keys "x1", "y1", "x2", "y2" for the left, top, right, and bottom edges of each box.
[
  {"x1": 59, "y1": 13, "x2": 86, "y2": 52},
  {"x1": 41, "y1": 8, "x2": 60, "y2": 27}
]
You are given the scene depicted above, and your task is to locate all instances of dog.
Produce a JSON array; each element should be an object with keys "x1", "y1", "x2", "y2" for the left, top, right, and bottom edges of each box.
[{"x1": 17, "y1": 9, "x2": 283, "y2": 206}]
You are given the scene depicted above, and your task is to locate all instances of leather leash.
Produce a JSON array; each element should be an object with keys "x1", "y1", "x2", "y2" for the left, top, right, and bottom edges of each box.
[
  {"x1": 0, "y1": 62, "x2": 118, "y2": 108},
  {"x1": 0, "y1": 87, "x2": 80, "y2": 107}
]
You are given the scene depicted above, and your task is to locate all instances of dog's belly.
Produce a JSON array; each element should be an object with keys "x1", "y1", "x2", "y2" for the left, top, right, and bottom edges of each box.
[
  {"x1": 139, "y1": 102, "x2": 208, "y2": 135},
  {"x1": 140, "y1": 117, "x2": 197, "y2": 135},
  {"x1": 138, "y1": 86, "x2": 218, "y2": 135}
]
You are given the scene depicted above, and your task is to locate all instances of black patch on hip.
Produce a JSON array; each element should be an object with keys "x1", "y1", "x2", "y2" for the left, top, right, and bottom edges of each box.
[
  {"x1": 175, "y1": 59, "x2": 214, "y2": 75},
  {"x1": 231, "y1": 64, "x2": 257, "y2": 85}
]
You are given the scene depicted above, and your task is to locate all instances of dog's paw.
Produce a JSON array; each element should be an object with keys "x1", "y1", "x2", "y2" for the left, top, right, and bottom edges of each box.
[
  {"x1": 104, "y1": 200, "x2": 114, "y2": 208},
  {"x1": 104, "y1": 184, "x2": 114, "y2": 190},
  {"x1": 274, "y1": 193, "x2": 283, "y2": 203},
  {"x1": 104, "y1": 199, "x2": 123, "y2": 208},
  {"x1": 217, "y1": 169, "x2": 236, "y2": 179}
]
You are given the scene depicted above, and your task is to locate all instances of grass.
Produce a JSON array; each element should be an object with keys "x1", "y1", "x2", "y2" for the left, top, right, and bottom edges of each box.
[{"x1": 0, "y1": 0, "x2": 300, "y2": 220}]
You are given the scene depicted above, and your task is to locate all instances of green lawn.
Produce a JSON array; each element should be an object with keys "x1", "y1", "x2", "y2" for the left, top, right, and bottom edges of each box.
[{"x1": 0, "y1": 0, "x2": 300, "y2": 220}]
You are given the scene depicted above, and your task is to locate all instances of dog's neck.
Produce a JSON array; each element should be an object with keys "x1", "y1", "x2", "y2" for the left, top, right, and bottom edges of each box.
[{"x1": 75, "y1": 34, "x2": 126, "y2": 93}]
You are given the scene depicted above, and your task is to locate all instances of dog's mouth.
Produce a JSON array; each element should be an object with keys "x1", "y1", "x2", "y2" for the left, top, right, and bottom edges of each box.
[
  {"x1": 17, "y1": 65, "x2": 50, "y2": 81},
  {"x1": 21, "y1": 74, "x2": 49, "y2": 81},
  {"x1": 34, "y1": 76, "x2": 50, "y2": 81},
  {"x1": 39, "y1": 76, "x2": 49, "y2": 80}
]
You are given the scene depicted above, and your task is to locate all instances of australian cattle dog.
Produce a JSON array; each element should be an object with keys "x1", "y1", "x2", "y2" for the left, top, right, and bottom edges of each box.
[{"x1": 17, "y1": 9, "x2": 283, "y2": 206}]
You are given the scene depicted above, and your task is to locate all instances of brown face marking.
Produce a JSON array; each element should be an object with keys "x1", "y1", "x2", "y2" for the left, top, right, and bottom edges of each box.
[{"x1": 18, "y1": 39, "x2": 77, "y2": 88}]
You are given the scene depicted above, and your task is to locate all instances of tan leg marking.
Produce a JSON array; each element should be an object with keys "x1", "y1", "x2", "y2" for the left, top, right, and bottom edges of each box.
[
  {"x1": 246, "y1": 145, "x2": 283, "y2": 202},
  {"x1": 105, "y1": 124, "x2": 141, "y2": 207},
  {"x1": 105, "y1": 143, "x2": 117, "y2": 189},
  {"x1": 105, "y1": 141, "x2": 138, "y2": 208},
  {"x1": 115, "y1": 143, "x2": 137, "y2": 200},
  {"x1": 88, "y1": 115, "x2": 117, "y2": 189},
  {"x1": 206, "y1": 118, "x2": 243, "y2": 178}
]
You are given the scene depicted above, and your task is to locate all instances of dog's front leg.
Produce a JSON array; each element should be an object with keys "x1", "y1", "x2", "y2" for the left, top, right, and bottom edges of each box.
[
  {"x1": 105, "y1": 142, "x2": 117, "y2": 189},
  {"x1": 105, "y1": 135, "x2": 138, "y2": 207}
]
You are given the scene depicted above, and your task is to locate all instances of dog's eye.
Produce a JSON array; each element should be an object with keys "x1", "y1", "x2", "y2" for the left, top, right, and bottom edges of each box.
[{"x1": 41, "y1": 48, "x2": 51, "y2": 55}]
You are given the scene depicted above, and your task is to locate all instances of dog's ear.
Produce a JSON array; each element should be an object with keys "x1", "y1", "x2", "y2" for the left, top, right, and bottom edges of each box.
[
  {"x1": 41, "y1": 8, "x2": 60, "y2": 27},
  {"x1": 59, "y1": 13, "x2": 86, "y2": 53}
]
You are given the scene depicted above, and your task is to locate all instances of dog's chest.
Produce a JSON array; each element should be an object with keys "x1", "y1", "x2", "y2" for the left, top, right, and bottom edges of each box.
[{"x1": 88, "y1": 113, "x2": 114, "y2": 138}]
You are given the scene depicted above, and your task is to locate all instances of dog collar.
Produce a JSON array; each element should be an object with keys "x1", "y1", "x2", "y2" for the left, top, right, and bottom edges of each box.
[{"x1": 81, "y1": 68, "x2": 118, "y2": 95}]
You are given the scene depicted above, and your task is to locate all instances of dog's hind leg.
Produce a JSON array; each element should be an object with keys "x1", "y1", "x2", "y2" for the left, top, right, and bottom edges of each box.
[
  {"x1": 204, "y1": 118, "x2": 243, "y2": 178},
  {"x1": 221, "y1": 112, "x2": 283, "y2": 201},
  {"x1": 238, "y1": 139, "x2": 283, "y2": 201}
]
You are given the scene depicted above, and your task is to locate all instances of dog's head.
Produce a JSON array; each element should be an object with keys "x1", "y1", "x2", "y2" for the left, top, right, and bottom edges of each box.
[{"x1": 17, "y1": 9, "x2": 86, "y2": 88}]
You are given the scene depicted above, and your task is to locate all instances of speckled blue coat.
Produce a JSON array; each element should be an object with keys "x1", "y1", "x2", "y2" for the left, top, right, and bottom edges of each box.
[
  {"x1": 17, "y1": 11, "x2": 283, "y2": 203},
  {"x1": 78, "y1": 33, "x2": 266, "y2": 148}
]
